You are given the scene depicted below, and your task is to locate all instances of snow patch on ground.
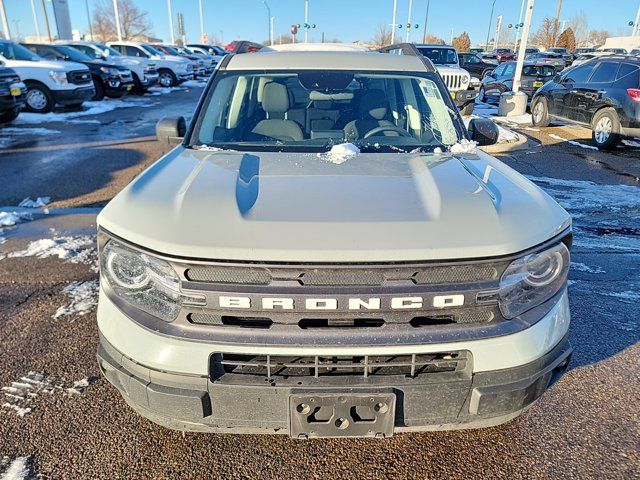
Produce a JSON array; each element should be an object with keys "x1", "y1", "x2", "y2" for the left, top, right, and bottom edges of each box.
[
  {"x1": 548, "y1": 133, "x2": 599, "y2": 151},
  {"x1": 0, "y1": 127, "x2": 61, "y2": 136},
  {"x1": 571, "y1": 262, "x2": 605, "y2": 274},
  {"x1": 2, "y1": 234, "x2": 97, "y2": 269},
  {"x1": 450, "y1": 139, "x2": 478, "y2": 153},
  {"x1": 53, "y1": 280, "x2": 99, "y2": 319},
  {"x1": 601, "y1": 290, "x2": 640, "y2": 304},
  {"x1": 14, "y1": 98, "x2": 154, "y2": 125},
  {"x1": 0, "y1": 212, "x2": 31, "y2": 227},
  {"x1": 18, "y1": 197, "x2": 50, "y2": 208},
  {"x1": 317, "y1": 143, "x2": 360, "y2": 164},
  {"x1": 0, "y1": 456, "x2": 31, "y2": 480},
  {"x1": 181, "y1": 80, "x2": 208, "y2": 88},
  {"x1": 147, "y1": 86, "x2": 188, "y2": 95}
]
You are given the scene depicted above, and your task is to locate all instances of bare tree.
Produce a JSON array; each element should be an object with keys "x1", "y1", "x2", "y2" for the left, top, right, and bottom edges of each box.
[
  {"x1": 423, "y1": 33, "x2": 445, "y2": 45},
  {"x1": 556, "y1": 28, "x2": 575, "y2": 51},
  {"x1": 532, "y1": 17, "x2": 557, "y2": 49},
  {"x1": 206, "y1": 33, "x2": 222, "y2": 45},
  {"x1": 452, "y1": 32, "x2": 471, "y2": 52},
  {"x1": 91, "y1": 0, "x2": 153, "y2": 42},
  {"x1": 587, "y1": 29, "x2": 610, "y2": 47},
  {"x1": 569, "y1": 11, "x2": 589, "y2": 46},
  {"x1": 371, "y1": 24, "x2": 392, "y2": 48}
]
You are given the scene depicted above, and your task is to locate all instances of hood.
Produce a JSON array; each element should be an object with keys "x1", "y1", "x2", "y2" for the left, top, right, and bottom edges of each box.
[
  {"x1": 157, "y1": 54, "x2": 189, "y2": 65},
  {"x1": 4, "y1": 59, "x2": 88, "y2": 71},
  {"x1": 435, "y1": 65, "x2": 469, "y2": 76},
  {"x1": 98, "y1": 148, "x2": 570, "y2": 263}
]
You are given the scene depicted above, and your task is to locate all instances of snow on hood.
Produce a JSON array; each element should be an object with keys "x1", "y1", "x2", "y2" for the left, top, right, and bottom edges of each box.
[
  {"x1": 5, "y1": 59, "x2": 88, "y2": 71},
  {"x1": 98, "y1": 147, "x2": 570, "y2": 262},
  {"x1": 317, "y1": 143, "x2": 360, "y2": 164}
]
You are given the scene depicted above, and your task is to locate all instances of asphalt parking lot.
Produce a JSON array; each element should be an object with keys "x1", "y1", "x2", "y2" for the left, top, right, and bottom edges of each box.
[{"x1": 0, "y1": 86, "x2": 638, "y2": 479}]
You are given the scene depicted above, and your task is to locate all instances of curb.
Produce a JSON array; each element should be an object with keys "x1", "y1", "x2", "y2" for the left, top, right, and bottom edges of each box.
[{"x1": 480, "y1": 132, "x2": 531, "y2": 154}]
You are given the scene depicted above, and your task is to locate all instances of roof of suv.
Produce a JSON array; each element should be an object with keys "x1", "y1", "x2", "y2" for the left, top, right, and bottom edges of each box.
[{"x1": 225, "y1": 50, "x2": 427, "y2": 72}]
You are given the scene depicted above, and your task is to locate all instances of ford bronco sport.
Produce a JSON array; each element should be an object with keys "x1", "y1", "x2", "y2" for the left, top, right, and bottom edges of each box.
[{"x1": 96, "y1": 44, "x2": 573, "y2": 438}]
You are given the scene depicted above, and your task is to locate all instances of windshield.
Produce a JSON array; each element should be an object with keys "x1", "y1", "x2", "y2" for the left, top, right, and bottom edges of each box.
[
  {"x1": 523, "y1": 65, "x2": 556, "y2": 76},
  {"x1": 56, "y1": 45, "x2": 92, "y2": 62},
  {"x1": 417, "y1": 47, "x2": 458, "y2": 65},
  {"x1": 191, "y1": 70, "x2": 461, "y2": 153},
  {"x1": 142, "y1": 45, "x2": 163, "y2": 56},
  {"x1": 95, "y1": 43, "x2": 121, "y2": 58},
  {"x1": 0, "y1": 41, "x2": 41, "y2": 61},
  {"x1": 160, "y1": 45, "x2": 181, "y2": 55}
]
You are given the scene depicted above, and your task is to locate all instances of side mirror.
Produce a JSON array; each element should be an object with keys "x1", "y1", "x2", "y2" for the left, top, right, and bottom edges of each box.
[
  {"x1": 156, "y1": 116, "x2": 186, "y2": 146},
  {"x1": 468, "y1": 118, "x2": 499, "y2": 146}
]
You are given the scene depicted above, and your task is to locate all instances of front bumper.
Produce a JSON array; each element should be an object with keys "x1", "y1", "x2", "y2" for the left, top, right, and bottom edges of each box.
[
  {"x1": 97, "y1": 289, "x2": 571, "y2": 435},
  {"x1": 52, "y1": 86, "x2": 95, "y2": 105},
  {"x1": 104, "y1": 75, "x2": 135, "y2": 97},
  {"x1": 140, "y1": 72, "x2": 159, "y2": 88},
  {"x1": 453, "y1": 89, "x2": 479, "y2": 107}
]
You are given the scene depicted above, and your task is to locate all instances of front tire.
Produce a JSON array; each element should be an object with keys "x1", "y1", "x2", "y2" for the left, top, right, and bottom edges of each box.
[
  {"x1": 592, "y1": 108, "x2": 621, "y2": 150},
  {"x1": 0, "y1": 108, "x2": 20, "y2": 124},
  {"x1": 531, "y1": 97, "x2": 550, "y2": 127},
  {"x1": 91, "y1": 77, "x2": 105, "y2": 101},
  {"x1": 158, "y1": 69, "x2": 177, "y2": 87},
  {"x1": 24, "y1": 81, "x2": 54, "y2": 113}
]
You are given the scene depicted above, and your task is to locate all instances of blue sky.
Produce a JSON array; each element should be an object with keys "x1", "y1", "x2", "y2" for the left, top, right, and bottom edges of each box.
[{"x1": 2, "y1": 0, "x2": 638, "y2": 45}]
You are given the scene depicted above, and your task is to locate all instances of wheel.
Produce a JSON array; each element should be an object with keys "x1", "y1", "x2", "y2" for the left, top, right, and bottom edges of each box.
[
  {"x1": 592, "y1": 108, "x2": 621, "y2": 150},
  {"x1": 158, "y1": 69, "x2": 177, "y2": 87},
  {"x1": 531, "y1": 97, "x2": 550, "y2": 127},
  {"x1": 0, "y1": 108, "x2": 20, "y2": 124},
  {"x1": 131, "y1": 73, "x2": 146, "y2": 95},
  {"x1": 481, "y1": 69, "x2": 492, "y2": 79},
  {"x1": 460, "y1": 102, "x2": 475, "y2": 116},
  {"x1": 91, "y1": 77, "x2": 105, "y2": 101},
  {"x1": 24, "y1": 81, "x2": 54, "y2": 113}
]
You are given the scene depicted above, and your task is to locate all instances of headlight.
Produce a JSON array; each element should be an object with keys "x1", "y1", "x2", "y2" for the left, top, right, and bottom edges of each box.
[
  {"x1": 470, "y1": 76, "x2": 481, "y2": 88},
  {"x1": 101, "y1": 241, "x2": 203, "y2": 322},
  {"x1": 49, "y1": 71, "x2": 68, "y2": 85},
  {"x1": 100, "y1": 66, "x2": 120, "y2": 76},
  {"x1": 498, "y1": 242, "x2": 570, "y2": 319}
]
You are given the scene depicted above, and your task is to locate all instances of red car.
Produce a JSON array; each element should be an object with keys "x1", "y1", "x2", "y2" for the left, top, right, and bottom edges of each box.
[
  {"x1": 482, "y1": 48, "x2": 516, "y2": 64},
  {"x1": 224, "y1": 40, "x2": 264, "y2": 54}
]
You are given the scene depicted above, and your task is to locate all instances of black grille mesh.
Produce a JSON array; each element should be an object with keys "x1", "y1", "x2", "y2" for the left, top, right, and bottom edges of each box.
[
  {"x1": 412, "y1": 265, "x2": 498, "y2": 284},
  {"x1": 186, "y1": 267, "x2": 271, "y2": 285},
  {"x1": 301, "y1": 270, "x2": 385, "y2": 286}
]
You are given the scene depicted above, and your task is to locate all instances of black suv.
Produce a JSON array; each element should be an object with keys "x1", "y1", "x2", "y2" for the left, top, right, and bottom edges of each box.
[
  {"x1": 0, "y1": 65, "x2": 26, "y2": 124},
  {"x1": 531, "y1": 56, "x2": 640, "y2": 149},
  {"x1": 459, "y1": 53, "x2": 496, "y2": 79},
  {"x1": 22, "y1": 43, "x2": 134, "y2": 101}
]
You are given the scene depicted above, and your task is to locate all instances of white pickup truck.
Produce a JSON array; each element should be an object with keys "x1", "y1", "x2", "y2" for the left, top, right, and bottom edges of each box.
[
  {"x1": 0, "y1": 40, "x2": 94, "y2": 113},
  {"x1": 108, "y1": 41, "x2": 193, "y2": 87}
]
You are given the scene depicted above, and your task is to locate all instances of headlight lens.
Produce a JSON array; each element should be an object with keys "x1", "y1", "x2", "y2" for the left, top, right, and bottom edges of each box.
[
  {"x1": 100, "y1": 66, "x2": 120, "y2": 75},
  {"x1": 49, "y1": 71, "x2": 68, "y2": 85},
  {"x1": 101, "y1": 241, "x2": 196, "y2": 322},
  {"x1": 498, "y1": 242, "x2": 570, "y2": 319}
]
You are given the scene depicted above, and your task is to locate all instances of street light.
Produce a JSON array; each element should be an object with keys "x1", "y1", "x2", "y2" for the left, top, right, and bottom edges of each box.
[
  {"x1": 391, "y1": 0, "x2": 398, "y2": 44},
  {"x1": 262, "y1": 0, "x2": 274, "y2": 46},
  {"x1": 198, "y1": 0, "x2": 205, "y2": 43},
  {"x1": 485, "y1": 0, "x2": 498, "y2": 51},
  {"x1": 632, "y1": 2, "x2": 640, "y2": 37},
  {"x1": 422, "y1": 0, "x2": 430, "y2": 43},
  {"x1": 30, "y1": 0, "x2": 41, "y2": 42},
  {"x1": 167, "y1": 0, "x2": 175, "y2": 44},
  {"x1": 112, "y1": 0, "x2": 122, "y2": 41}
]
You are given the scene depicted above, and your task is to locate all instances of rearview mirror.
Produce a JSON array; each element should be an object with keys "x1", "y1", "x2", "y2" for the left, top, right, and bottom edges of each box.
[
  {"x1": 156, "y1": 116, "x2": 186, "y2": 146},
  {"x1": 468, "y1": 118, "x2": 499, "y2": 146}
]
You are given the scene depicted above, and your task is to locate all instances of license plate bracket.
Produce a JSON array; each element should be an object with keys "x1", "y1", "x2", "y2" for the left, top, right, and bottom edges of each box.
[{"x1": 289, "y1": 392, "x2": 396, "y2": 439}]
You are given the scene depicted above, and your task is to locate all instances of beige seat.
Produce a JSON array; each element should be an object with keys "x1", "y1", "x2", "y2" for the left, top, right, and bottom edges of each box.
[{"x1": 252, "y1": 83, "x2": 304, "y2": 142}]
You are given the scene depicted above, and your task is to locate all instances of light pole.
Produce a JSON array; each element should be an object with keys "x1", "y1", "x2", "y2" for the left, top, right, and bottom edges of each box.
[
  {"x1": 262, "y1": 0, "x2": 273, "y2": 45},
  {"x1": 485, "y1": 0, "x2": 497, "y2": 51},
  {"x1": 0, "y1": 0, "x2": 10, "y2": 40},
  {"x1": 422, "y1": 0, "x2": 430, "y2": 43},
  {"x1": 634, "y1": 2, "x2": 640, "y2": 37},
  {"x1": 513, "y1": 0, "x2": 535, "y2": 94},
  {"x1": 514, "y1": 0, "x2": 525, "y2": 49},
  {"x1": 198, "y1": 0, "x2": 205, "y2": 42},
  {"x1": 304, "y1": 0, "x2": 309, "y2": 43},
  {"x1": 41, "y1": 0, "x2": 52, "y2": 42},
  {"x1": 405, "y1": 0, "x2": 413, "y2": 42},
  {"x1": 12, "y1": 19, "x2": 20, "y2": 40},
  {"x1": 167, "y1": 0, "x2": 175, "y2": 44},
  {"x1": 391, "y1": 0, "x2": 398, "y2": 44},
  {"x1": 30, "y1": 0, "x2": 41, "y2": 42},
  {"x1": 85, "y1": 0, "x2": 93, "y2": 39}
]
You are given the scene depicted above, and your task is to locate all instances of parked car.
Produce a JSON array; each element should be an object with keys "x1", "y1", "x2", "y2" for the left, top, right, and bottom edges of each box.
[
  {"x1": 479, "y1": 61, "x2": 557, "y2": 104},
  {"x1": 0, "y1": 40, "x2": 94, "y2": 113},
  {"x1": 187, "y1": 44, "x2": 227, "y2": 58},
  {"x1": 22, "y1": 43, "x2": 134, "y2": 101},
  {"x1": 469, "y1": 47, "x2": 485, "y2": 55},
  {"x1": 600, "y1": 48, "x2": 628, "y2": 55},
  {"x1": 0, "y1": 63, "x2": 26, "y2": 123},
  {"x1": 525, "y1": 47, "x2": 541, "y2": 55},
  {"x1": 459, "y1": 52, "x2": 496, "y2": 79},
  {"x1": 631, "y1": 49, "x2": 640, "y2": 56},
  {"x1": 108, "y1": 41, "x2": 193, "y2": 87},
  {"x1": 482, "y1": 48, "x2": 516, "y2": 64},
  {"x1": 96, "y1": 45, "x2": 573, "y2": 437},
  {"x1": 172, "y1": 45, "x2": 216, "y2": 74},
  {"x1": 413, "y1": 44, "x2": 479, "y2": 115},
  {"x1": 525, "y1": 52, "x2": 565, "y2": 70},
  {"x1": 58, "y1": 41, "x2": 159, "y2": 94},
  {"x1": 572, "y1": 51, "x2": 614, "y2": 67},
  {"x1": 224, "y1": 40, "x2": 263, "y2": 53},
  {"x1": 574, "y1": 47, "x2": 596, "y2": 57},
  {"x1": 532, "y1": 56, "x2": 640, "y2": 149},
  {"x1": 151, "y1": 44, "x2": 206, "y2": 77},
  {"x1": 546, "y1": 47, "x2": 573, "y2": 67}
]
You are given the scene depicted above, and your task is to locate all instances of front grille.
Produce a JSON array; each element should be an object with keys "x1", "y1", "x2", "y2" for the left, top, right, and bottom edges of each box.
[
  {"x1": 185, "y1": 263, "x2": 499, "y2": 287},
  {"x1": 67, "y1": 70, "x2": 92, "y2": 85},
  {"x1": 442, "y1": 74, "x2": 467, "y2": 91},
  {"x1": 0, "y1": 75, "x2": 20, "y2": 86},
  {"x1": 211, "y1": 351, "x2": 469, "y2": 381}
]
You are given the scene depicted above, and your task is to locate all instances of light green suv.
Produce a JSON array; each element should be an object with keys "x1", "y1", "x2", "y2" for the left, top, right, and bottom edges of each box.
[{"x1": 96, "y1": 44, "x2": 573, "y2": 438}]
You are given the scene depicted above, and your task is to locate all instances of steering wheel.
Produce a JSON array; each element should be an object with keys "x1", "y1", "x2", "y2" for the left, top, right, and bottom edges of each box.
[{"x1": 363, "y1": 125, "x2": 413, "y2": 139}]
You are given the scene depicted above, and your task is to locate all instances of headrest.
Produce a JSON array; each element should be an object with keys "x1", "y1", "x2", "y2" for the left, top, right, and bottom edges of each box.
[
  {"x1": 358, "y1": 89, "x2": 388, "y2": 120},
  {"x1": 262, "y1": 82, "x2": 290, "y2": 114}
]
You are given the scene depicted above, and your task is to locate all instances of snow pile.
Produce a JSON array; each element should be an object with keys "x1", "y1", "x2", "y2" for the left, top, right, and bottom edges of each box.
[
  {"x1": 2, "y1": 372, "x2": 63, "y2": 417},
  {"x1": 66, "y1": 376, "x2": 98, "y2": 395},
  {"x1": 15, "y1": 98, "x2": 153, "y2": 125},
  {"x1": 0, "y1": 212, "x2": 31, "y2": 227},
  {"x1": 5, "y1": 235, "x2": 96, "y2": 265},
  {"x1": 622, "y1": 138, "x2": 640, "y2": 148},
  {"x1": 18, "y1": 196, "x2": 50, "y2": 208},
  {"x1": 450, "y1": 139, "x2": 478, "y2": 154},
  {"x1": 181, "y1": 80, "x2": 208, "y2": 88},
  {"x1": 0, "y1": 127, "x2": 61, "y2": 136},
  {"x1": 548, "y1": 133, "x2": 598, "y2": 151},
  {"x1": 53, "y1": 280, "x2": 99, "y2": 319},
  {"x1": 147, "y1": 86, "x2": 187, "y2": 95},
  {"x1": 571, "y1": 262, "x2": 605, "y2": 274},
  {"x1": 0, "y1": 456, "x2": 32, "y2": 480},
  {"x1": 317, "y1": 143, "x2": 360, "y2": 164}
]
